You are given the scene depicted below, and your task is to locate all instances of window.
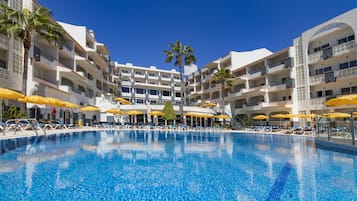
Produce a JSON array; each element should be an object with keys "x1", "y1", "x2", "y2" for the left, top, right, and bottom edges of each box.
[
  {"x1": 348, "y1": 35, "x2": 355, "y2": 41},
  {"x1": 324, "y1": 66, "x2": 332, "y2": 72},
  {"x1": 136, "y1": 88, "x2": 145, "y2": 94},
  {"x1": 135, "y1": 80, "x2": 142, "y2": 83},
  {"x1": 137, "y1": 99, "x2": 144, "y2": 104},
  {"x1": 122, "y1": 87, "x2": 130, "y2": 93},
  {"x1": 175, "y1": 92, "x2": 181, "y2": 97},
  {"x1": 352, "y1": 86, "x2": 357, "y2": 94},
  {"x1": 122, "y1": 70, "x2": 129, "y2": 74},
  {"x1": 162, "y1": 91, "x2": 171, "y2": 96},
  {"x1": 148, "y1": 73, "x2": 156, "y2": 77},
  {"x1": 135, "y1": 71, "x2": 143, "y2": 75},
  {"x1": 317, "y1": 91, "x2": 323, "y2": 97},
  {"x1": 149, "y1": 89, "x2": 157, "y2": 95},
  {"x1": 339, "y1": 62, "x2": 349, "y2": 70},
  {"x1": 350, "y1": 60, "x2": 357, "y2": 67},
  {"x1": 338, "y1": 38, "x2": 347, "y2": 44},
  {"x1": 325, "y1": 90, "x2": 333, "y2": 96},
  {"x1": 341, "y1": 87, "x2": 350, "y2": 95}
]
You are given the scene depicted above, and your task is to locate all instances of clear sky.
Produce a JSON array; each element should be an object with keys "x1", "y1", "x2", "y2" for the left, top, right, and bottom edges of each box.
[{"x1": 38, "y1": 0, "x2": 356, "y2": 70}]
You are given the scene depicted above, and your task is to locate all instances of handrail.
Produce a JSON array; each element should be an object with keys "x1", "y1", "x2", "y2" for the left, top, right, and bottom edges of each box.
[{"x1": 3, "y1": 118, "x2": 46, "y2": 137}]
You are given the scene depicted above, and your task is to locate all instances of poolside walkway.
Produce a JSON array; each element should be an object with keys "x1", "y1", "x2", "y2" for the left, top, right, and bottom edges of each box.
[{"x1": 0, "y1": 126, "x2": 316, "y2": 141}]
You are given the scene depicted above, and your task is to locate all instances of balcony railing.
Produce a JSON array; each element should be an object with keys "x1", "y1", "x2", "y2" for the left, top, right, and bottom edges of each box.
[
  {"x1": 309, "y1": 40, "x2": 356, "y2": 63},
  {"x1": 336, "y1": 66, "x2": 357, "y2": 80}
]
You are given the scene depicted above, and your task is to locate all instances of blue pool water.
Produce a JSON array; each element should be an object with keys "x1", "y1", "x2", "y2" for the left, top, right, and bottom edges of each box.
[{"x1": 0, "y1": 130, "x2": 356, "y2": 200}]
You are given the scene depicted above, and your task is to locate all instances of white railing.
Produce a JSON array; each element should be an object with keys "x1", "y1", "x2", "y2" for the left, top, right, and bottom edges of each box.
[
  {"x1": 309, "y1": 74, "x2": 324, "y2": 85},
  {"x1": 310, "y1": 97, "x2": 326, "y2": 109},
  {"x1": 333, "y1": 40, "x2": 356, "y2": 57},
  {"x1": 336, "y1": 67, "x2": 357, "y2": 79}
]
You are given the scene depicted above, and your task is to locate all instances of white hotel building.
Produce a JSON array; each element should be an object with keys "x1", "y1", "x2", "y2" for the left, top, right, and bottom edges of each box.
[
  {"x1": 186, "y1": 8, "x2": 357, "y2": 126},
  {"x1": 1, "y1": 0, "x2": 357, "y2": 126},
  {"x1": 115, "y1": 63, "x2": 182, "y2": 105}
]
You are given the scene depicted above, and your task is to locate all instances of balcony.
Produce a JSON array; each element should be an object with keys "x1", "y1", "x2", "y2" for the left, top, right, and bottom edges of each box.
[
  {"x1": 228, "y1": 90, "x2": 243, "y2": 99},
  {"x1": 121, "y1": 81, "x2": 131, "y2": 86},
  {"x1": 267, "y1": 58, "x2": 294, "y2": 74},
  {"x1": 308, "y1": 40, "x2": 356, "y2": 63},
  {"x1": 134, "y1": 93, "x2": 145, "y2": 98},
  {"x1": 33, "y1": 75, "x2": 57, "y2": 88},
  {"x1": 268, "y1": 83, "x2": 289, "y2": 92},
  {"x1": 336, "y1": 66, "x2": 357, "y2": 80},
  {"x1": 240, "y1": 102, "x2": 263, "y2": 111},
  {"x1": 310, "y1": 97, "x2": 327, "y2": 110},
  {"x1": 121, "y1": 92, "x2": 131, "y2": 97},
  {"x1": 262, "y1": 100, "x2": 292, "y2": 108},
  {"x1": 59, "y1": 45, "x2": 73, "y2": 56},
  {"x1": 162, "y1": 96, "x2": 172, "y2": 101},
  {"x1": 148, "y1": 95, "x2": 159, "y2": 99},
  {"x1": 134, "y1": 73, "x2": 145, "y2": 79},
  {"x1": 241, "y1": 86, "x2": 265, "y2": 94},
  {"x1": 174, "y1": 86, "x2": 181, "y2": 91},
  {"x1": 309, "y1": 74, "x2": 325, "y2": 86},
  {"x1": 248, "y1": 70, "x2": 265, "y2": 80},
  {"x1": 160, "y1": 76, "x2": 171, "y2": 81},
  {"x1": 121, "y1": 72, "x2": 131, "y2": 77}
]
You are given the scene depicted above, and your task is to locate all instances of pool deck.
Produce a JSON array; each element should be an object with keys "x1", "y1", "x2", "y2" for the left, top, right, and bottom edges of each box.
[{"x1": 0, "y1": 126, "x2": 314, "y2": 140}]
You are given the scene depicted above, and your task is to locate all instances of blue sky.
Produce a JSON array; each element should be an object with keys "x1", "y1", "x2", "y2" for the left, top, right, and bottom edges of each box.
[{"x1": 38, "y1": 0, "x2": 356, "y2": 70}]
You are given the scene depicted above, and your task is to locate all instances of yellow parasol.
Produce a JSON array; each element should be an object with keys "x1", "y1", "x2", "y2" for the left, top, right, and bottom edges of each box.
[
  {"x1": 252, "y1": 115, "x2": 268, "y2": 120},
  {"x1": 214, "y1": 114, "x2": 231, "y2": 119},
  {"x1": 18, "y1": 95, "x2": 47, "y2": 105},
  {"x1": 114, "y1": 97, "x2": 131, "y2": 105},
  {"x1": 106, "y1": 109, "x2": 124, "y2": 115},
  {"x1": 43, "y1": 97, "x2": 64, "y2": 107},
  {"x1": 126, "y1": 110, "x2": 143, "y2": 115},
  {"x1": 200, "y1": 102, "x2": 217, "y2": 108},
  {"x1": 79, "y1": 106, "x2": 101, "y2": 112},
  {"x1": 0, "y1": 88, "x2": 25, "y2": 99},
  {"x1": 149, "y1": 111, "x2": 164, "y2": 116},
  {"x1": 62, "y1": 101, "x2": 79, "y2": 109},
  {"x1": 325, "y1": 94, "x2": 357, "y2": 107},
  {"x1": 320, "y1": 112, "x2": 351, "y2": 118}
]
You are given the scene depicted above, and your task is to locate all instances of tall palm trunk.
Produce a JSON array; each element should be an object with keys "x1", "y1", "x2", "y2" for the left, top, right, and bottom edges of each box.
[{"x1": 22, "y1": 32, "x2": 31, "y2": 95}]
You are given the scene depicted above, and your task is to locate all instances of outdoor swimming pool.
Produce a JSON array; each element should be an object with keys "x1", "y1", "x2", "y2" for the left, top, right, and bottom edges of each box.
[{"x1": 0, "y1": 130, "x2": 356, "y2": 200}]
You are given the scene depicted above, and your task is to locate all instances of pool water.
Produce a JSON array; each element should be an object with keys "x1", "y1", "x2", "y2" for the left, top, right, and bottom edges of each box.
[{"x1": 0, "y1": 130, "x2": 356, "y2": 200}]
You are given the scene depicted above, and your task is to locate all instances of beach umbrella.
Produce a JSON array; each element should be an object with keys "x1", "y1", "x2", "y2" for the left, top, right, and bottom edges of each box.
[
  {"x1": 114, "y1": 97, "x2": 131, "y2": 105},
  {"x1": 106, "y1": 109, "x2": 124, "y2": 115},
  {"x1": 325, "y1": 94, "x2": 357, "y2": 107},
  {"x1": 149, "y1": 111, "x2": 164, "y2": 116},
  {"x1": 18, "y1": 95, "x2": 48, "y2": 120},
  {"x1": 80, "y1": 106, "x2": 100, "y2": 112},
  {"x1": 271, "y1": 114, "x2": 288, "y2": 128},
  {"x1": 325, "y1": 94, "x2": 357, "y2": 145},
  {"x1": 0, "y1": 88, "x2": 25, "y2": 122},
  {"x1": 320, "y1": 112, "x2": 351, "y2": 118},
  {"x1": 200, "y1": 102, "x2": 216, "y2": 108},
  {"x1": 149, "y1": 111, "x2": 164, "y2": 125},
  {"x1": 214, "y1": 115, "x2": 231, "y2": 119},
  {"x1": 126, "y1": 110, "x2": 142, "y2": 124},
  {"x1": 253, "y1": 115, "x2": 268, "y2": 126},
  {"x1": 0, "y1": 88, "x2": 25, "y2": 99}
]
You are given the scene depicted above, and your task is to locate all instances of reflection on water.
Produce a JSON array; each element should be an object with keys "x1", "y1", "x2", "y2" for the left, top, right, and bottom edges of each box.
[{"x1": 0, "y1": 131, "x2": 356, "y2": 200}]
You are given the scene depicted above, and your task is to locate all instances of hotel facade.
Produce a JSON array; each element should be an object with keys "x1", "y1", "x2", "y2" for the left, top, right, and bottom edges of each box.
[
  {"x1": 1, "y1": 0, "x2": 356, "y2": 125},
  {"x1": 186, "y1": 8, "x2": 357, "y2": 126}
]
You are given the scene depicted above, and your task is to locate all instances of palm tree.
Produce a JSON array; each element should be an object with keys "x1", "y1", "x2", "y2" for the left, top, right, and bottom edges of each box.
[
  {"x1": 213, "y1": 66, "x2": 234, "y2": 120},
  {"x1": 0, "y1": 5, "x2": 65, "y2": 95},
  {"x1": 164, "y1": 40, "x2": 196, "y2": 123}
]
